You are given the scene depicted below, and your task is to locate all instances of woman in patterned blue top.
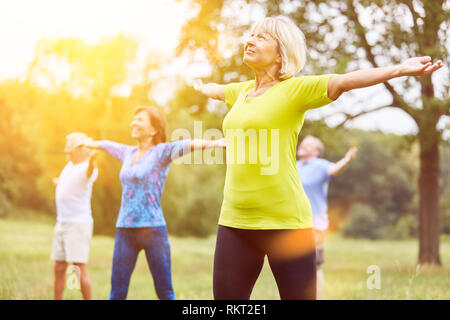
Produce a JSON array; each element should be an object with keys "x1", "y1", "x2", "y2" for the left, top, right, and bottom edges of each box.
[{"x1": 84, "y1": 106, "x2": 226, "y2": 300}]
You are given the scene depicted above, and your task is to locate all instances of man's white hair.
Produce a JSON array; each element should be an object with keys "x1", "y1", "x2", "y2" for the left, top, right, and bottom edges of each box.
[
  {"x1": 251, "y1": 15, "x2": 307, "y2": 79},
  {"x1": 305, "y1": 135, "x2": 324, "y2": 155}
]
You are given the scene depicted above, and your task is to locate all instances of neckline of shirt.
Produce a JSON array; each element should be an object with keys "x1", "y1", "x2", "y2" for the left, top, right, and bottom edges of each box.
[
  {"x1": 243, "y1": 78, "x2": 287, "y2": 102},
  {"x1": 130, "y1": 145, "x2": 155, "y2": 166}
]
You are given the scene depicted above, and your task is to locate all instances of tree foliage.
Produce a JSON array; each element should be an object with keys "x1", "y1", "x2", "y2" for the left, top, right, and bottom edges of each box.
[{"x1": 0, "y1": 2, "x2": 448, "y2": 247}]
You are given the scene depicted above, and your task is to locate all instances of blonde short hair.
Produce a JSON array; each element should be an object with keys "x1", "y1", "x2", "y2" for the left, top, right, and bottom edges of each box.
[
  {"x1": 251, "y1": 15, "x2": 307, "y2": 79},
  {"x1": 65, "y1": 132, "x2": 88, "y2": 153}
]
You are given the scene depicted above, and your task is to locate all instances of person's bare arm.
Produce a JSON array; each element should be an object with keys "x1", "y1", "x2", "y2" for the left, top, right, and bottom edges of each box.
[
  {"x1": 83, "y1": 139, "x2": 101, "y2": 149},
  {"x1": 189, "y1": 138, "x2": 226, "y2": 151},
  {"x1": 327, "y1": 56, "x2": 444, "y2": 100},
  {"x1": 86, "y1": 150, "x2": 98, "y2": 178},
  {"x1": 193, "y1": 80, "x2": 226, "y2": 101},
  {"x1": 328, "y1": 147, "x2": 358, "y2": 176}
]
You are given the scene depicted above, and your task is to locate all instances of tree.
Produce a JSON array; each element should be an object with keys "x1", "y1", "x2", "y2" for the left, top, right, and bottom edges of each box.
[
  {"x1": 21, "y1": 35, "x2": 152, "y2": 234},
  {"x1": 5, "y1": 33, "x2": 228, "y2": 237},
  {"x1": 0, "y1": 84, "x2": 47, "y2": 212},
  {"x1": 177, "y1": 0, "x2": 449, "y2": 264}
]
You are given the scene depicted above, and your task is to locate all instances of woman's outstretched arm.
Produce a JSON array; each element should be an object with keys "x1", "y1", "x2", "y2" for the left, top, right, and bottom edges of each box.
[
  {"x1": 83, "y1": 138, "x2": 129, "y2": 163},
  {"x1": 193, "y1": 80, "x2": 226, "y2": 101},
  {"x1": 189, "y1": 138, "x2": 227, "y2": 151},
  {"x1": 83, "y1": 139, "x2": 100, "y2": 149},
  {"x1": 161, "y1": 138, "x2": 226, "y2": 164},
  {"x1": 327, "y1": 56, "x2": 444, "y2": 100}
]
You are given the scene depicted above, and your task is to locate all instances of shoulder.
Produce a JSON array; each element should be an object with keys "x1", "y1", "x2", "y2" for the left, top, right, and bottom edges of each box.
[
  {"x1": 124, "y1": 145, "x2": 137, "y2": 155},
  {"x1": 63, "y1": 162, "x2": 73, "y2": 170},
  {"x1": 99, "y1": 140, "x2": 134, "y2": 152},
  {"x1": 288, "y1": 74, "x2": 334, "y2": 85},
  {"x1": 315, "y1": 158, "x2": 334, "y2": 169},
  {"x1": 158, "y1": 139, "x2": 191, "y2": 150},
  {"x1": 225, "y1": 80, "x2": 254, "y2": 92},
  {"x1": 275, "y1": 76, "x2": 317, "y2": 97},
  {"x1": 78, "y1": 160, "x2": 94, "y2": 171},
  {"x1": 70, "y1": 161, "x2": 92, "y2": 177},
  {"x1": 153, "y1": 142, "x2": 167, "y2": 149},
  {"x1": 154, "y1": 141, "x2": 176, "y2": 149},
  {"x1": 231, "y1": 79, "x2": 254, "y2": 87},
  {"x1": 153, "y1": 140, "x2": 182, "y2": 154},
  {"x1": 59, "y1": 162, "x2": 72, "y2": 175}
]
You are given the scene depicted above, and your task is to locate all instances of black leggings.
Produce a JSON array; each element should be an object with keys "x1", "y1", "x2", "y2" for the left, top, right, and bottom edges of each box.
[{"x1": 213, "y1": 225, "x2": 317, "y2": 300}]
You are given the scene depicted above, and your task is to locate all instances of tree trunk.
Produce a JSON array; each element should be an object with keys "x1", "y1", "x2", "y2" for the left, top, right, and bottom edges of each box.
[{"x1": 418, "y1": 127, "x2": 441, "y2": 265}]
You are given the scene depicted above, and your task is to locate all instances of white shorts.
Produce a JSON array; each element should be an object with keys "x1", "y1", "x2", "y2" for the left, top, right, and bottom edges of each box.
[{"x1": 51, "y1": 221, "x2": 93, "y2": 264}]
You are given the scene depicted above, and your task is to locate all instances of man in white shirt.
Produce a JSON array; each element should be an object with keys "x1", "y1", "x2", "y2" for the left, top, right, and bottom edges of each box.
[{"x1": 51, "y1": 132, "x2": 98, "y2": 300}]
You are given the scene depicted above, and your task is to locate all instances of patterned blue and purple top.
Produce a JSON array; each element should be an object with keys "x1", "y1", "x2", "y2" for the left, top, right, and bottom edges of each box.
[{"x1": 98, "y1": 139, "x2": 191, "y2": 228}]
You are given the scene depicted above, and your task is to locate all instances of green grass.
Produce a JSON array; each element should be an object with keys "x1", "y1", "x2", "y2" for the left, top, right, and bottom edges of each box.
[{"x1": 1, "y1": 214, "x2": 450, "y2": 300}]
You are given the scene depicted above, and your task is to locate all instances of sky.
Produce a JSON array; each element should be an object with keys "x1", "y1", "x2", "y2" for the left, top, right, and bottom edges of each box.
[
  {"x1": 0, "y1": 0, "x2": 448, "y2": 139},
  {"x1": 0, "y1": 0, "x2": 191, "y2": 78}
]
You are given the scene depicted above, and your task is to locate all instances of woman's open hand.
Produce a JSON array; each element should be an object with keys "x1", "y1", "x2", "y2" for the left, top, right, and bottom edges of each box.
[
  {"x1": 192, "y1": 80, "x2": 226, "y2": 101},
  {"x1": 193, "y1": 79, "x2": 204, "y2": 93},
  {"x1": 399, "y1": 57, "x2": 443, "y2": 77}
]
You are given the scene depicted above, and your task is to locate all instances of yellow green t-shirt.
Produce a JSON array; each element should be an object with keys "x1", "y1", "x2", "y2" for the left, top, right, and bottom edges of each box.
[{"x1": 220, "y1": 74, "x2": 335, "y2": 230}]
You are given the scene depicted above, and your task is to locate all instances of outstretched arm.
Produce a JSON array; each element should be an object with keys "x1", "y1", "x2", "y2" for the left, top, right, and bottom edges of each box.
[
  {"x1": 189, "y1": 138, "x2": 227, "y2": 151},
  {"x1": 193, "y1": 80, "x2": 226, "y2": 101},
  {"x1": 161, "y1": 138, "x2": 226, "y2": 164},
  {"x1": 82, "y1": 138, "x2": 129, "y2": 163},
  {"x1": 86, "y1": 149, "x2": 98, "y2": 178},
  {"x1": 328, "y1": 147, "x2": 358, "y2": 176},
  {"x1": 83, "y1": 139, "x2": 101, "y2": 149},
  {"x1": 327, "y1": 56, "x2": 444, "y2": 100}
]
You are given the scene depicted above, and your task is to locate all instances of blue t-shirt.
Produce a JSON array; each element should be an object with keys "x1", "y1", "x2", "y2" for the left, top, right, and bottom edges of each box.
[
  {"x1": 99, "y1": 139, "x2": 191, "y2": 228},
  {"x1": 297, "y1": 157, "x2": 334, "y2": 231}
]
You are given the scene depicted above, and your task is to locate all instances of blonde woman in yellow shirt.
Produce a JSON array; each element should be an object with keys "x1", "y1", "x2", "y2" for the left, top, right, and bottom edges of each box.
[{"x1": 194, "y1": 15, "x2": 443, "y2": 300}]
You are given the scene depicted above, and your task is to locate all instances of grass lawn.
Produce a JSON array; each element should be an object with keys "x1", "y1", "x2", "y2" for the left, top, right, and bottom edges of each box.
[{"x1": 1, "y1": 214, "x2": 449, "y2": 300}]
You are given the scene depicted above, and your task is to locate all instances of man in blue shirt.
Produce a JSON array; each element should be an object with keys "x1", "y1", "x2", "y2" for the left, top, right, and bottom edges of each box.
[{"x1": 297, "y1": 135, "x2": 358, "y2": 299}]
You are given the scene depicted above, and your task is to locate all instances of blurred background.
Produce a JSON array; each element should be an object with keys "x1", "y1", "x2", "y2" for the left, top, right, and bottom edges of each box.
[{"x1": 0, "y1": 0, "x2": 449, "y2": 298}]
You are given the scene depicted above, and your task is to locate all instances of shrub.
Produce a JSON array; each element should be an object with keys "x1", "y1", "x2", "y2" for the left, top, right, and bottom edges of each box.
[{"x1": 342, "y1": 203, "x2": 381, "y2": 239}]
